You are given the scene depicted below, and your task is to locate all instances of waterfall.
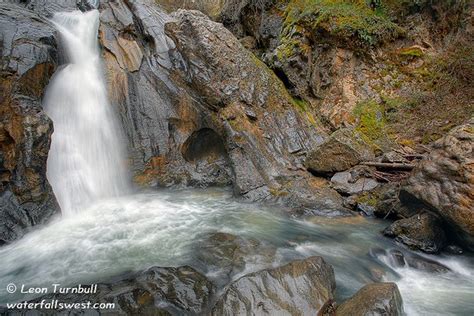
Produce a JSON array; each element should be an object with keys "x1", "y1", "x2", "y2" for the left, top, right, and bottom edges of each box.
[{"x1": 43, "y1": 10, "x2": 129, "y2": 215}]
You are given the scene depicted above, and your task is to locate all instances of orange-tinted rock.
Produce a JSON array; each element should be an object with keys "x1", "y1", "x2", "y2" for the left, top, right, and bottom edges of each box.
[{"x1": 0, "y1": 3, "x2": 59, "y2": 245}]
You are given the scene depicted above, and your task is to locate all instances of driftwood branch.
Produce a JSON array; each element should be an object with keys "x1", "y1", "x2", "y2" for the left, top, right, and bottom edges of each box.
[
  {"x1": 361, "y1": 161, "x2": 415, "y2": 171},
  {"x1": 373, "y1": 170, "x2": 411, "y2": 183}
]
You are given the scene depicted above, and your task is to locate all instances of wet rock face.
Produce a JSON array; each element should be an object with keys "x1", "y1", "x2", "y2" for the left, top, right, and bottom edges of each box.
[
  {"x1": 383, "y1": 213, "x2": 447, "y2": 253},
  {"x1": 336, "y1": 282, "x2": 403, "y2": 316},
  {"x1": 165, "y1": 9, "x2": 325, "y2": 187},
  {"x1": 305, "y1": 128, "x2": 375, "y2": 175},
  {"x1": 212, "y1": 256, "x2": 336, "y2": 316},
  {"x1": 401, "y1": 121, "x2": 474, "y2": 250},
  {"x1": 3, "y1": 266, "x2": 214, "y2": 315},
  {"x1": 100, "y1": 2, "x2": 346, "y2": 213},
  {"x1": 0, "y1": 3, "x2": 59, "y2": 244},
  {"x1": 99, "y1": 0, "x2": 234, "y2": 188}
]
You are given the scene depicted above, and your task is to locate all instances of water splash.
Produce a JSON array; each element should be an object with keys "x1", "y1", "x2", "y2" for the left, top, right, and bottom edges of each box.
[
  {"x1": 43, "y1": 10, "x2": 129, "y2": 215},
  {"x1": 0, "y1": 189, "x2": 472, "y2": 315}
]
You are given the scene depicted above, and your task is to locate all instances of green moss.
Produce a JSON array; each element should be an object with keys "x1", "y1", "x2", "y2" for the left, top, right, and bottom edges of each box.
[
  {"x1": 356, "y1": 192, "x2": 378, "y2": 207},
  {"x1": 352, "y1": 98, "x2": 402, "y2": 152},
  {"x1": 292, "y1": 97, "x2": 309, "y2": 112},
  {"x1": 353, "y1": 99, "x2": 386, "y2": 143},
  {"x1": 398, "y1": 46, "x2": 424, "y2": 58},
  {"x1": 269, "y1": 187, "x2": 290, "y2": 197},
  {"x1": 282, "y1": 0, "x2": 404, "y2": 48}
]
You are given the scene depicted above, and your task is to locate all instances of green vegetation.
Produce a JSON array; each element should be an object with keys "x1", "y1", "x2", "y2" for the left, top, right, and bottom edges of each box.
[
  {"x1": 356, "y1": 191, "x2": 378, "y2": 207},
  {"x1": 292, "y1": 97, "x2": 309, "y2": 112},
  {"x1": 398, "y1": 46, "x2": 424, "y2": 58},
  {"x1": 281, "y1": 0, "x2": 404, "y2": 48},
  {"x1": 353, "y1": 99, "x2": 388, "y2": 148}
]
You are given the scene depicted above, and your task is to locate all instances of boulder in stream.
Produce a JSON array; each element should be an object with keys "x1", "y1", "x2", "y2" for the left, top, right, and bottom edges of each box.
[
  {"x1": 336, "y1": 282, "x2": 403, "y2": 316},
  {"x1": 212, "y1": 256, "x2": 336, "y2": 315},
  {"x1": 383, "y1": 213, "x2": 447, "y2": 253},
  {"x1": 330, "y1": 166, "x2": 378, "y2": 196},
  {"x1": 194, "y1": 232, "x2": 276, "y2": 286},
  {"x1": 386, "y1": 249, "x2": 451, "y2": 274}
]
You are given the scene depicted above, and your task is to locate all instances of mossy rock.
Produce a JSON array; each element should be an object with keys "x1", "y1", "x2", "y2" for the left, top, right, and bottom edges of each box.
[{"x1": 353, "y1": 99, "x2": 395, "y2": 153}]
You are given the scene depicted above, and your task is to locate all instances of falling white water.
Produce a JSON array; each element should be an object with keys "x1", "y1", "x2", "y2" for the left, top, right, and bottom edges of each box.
[{"x1": 44, "y1": 10, "x2": 129, "y2": 215}]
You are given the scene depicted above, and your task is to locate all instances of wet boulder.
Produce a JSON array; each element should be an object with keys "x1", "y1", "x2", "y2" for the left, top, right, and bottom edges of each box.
[
  {"x1": 383, "y1": 213, "x2": 447, "y2": 253},
  {"x1": 305, "y1": 128, "x2": 375, "y2": 175},
  {"x1": 336, "y1": 282, "x2": 403, "y2": 316},
  {"x1": 212, "y1": 256, "x2": 336, "y2": 315},
  {"x1": 401, "y1": 121, "x2": 474, "y2": 250},
  {"x1": 194, "y1": 232, "x2": 276, "y2": 286}
]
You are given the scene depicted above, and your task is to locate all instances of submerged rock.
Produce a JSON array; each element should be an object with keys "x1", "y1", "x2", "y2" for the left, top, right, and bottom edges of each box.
[
  {"x1": 444, "y1": 244, "x2": 463, "y2": 255},
  {"x1": 405, "y1": 254, "x2": 451, "y2": 274},
  {"x1": 336, "y1": 282, "x2": 403, "y2": 316},
  {"x1": 194, "y1": 232, "x2": 276, "y2": 286},
  {"x1": 305, "y1": 128, "x2": 375, "y2": 174},
  {"x1": 3, "y1": 266, "x2": 214, "y2": 315},
  {"x1": 401, "y1": 120, "x2": 474, "y2": 250},
  {"x1": 0, "y1": 3, "x2": 59, "y2": 245},
  {"x1": 384, "y1": 249, "x2": 450, "y2": 274},
  {"x1": 383, "y1": 213, "x2": 447, "y2": 253},
  {"x1": 212, "y1": 256, "x2": 336, "y2": 316}
]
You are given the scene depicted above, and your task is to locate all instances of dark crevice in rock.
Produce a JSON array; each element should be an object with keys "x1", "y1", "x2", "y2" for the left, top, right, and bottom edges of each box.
[
  {"x1": 182, "y1": 128, "x2": 227, "y2": 163},
  {"x1": 272, "y1": 67, "x2": 296, "y2": 93}
]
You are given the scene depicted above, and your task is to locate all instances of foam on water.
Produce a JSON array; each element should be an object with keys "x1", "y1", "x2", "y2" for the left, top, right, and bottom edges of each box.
[{"x1": 0, "y1": 189, "x2": 472, "y2": 315}]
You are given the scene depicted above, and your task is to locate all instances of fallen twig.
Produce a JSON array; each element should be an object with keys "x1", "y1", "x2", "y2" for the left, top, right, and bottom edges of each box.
[{"x1": 361, "y1": 161, "x2": 415, "y2": 171}]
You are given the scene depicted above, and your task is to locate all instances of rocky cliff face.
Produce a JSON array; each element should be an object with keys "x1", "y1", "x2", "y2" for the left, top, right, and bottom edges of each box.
[
  {"x1": 0, "y1": 4, "x2": 59, "y2": 245},
  {"x1": 99, "y1": 0, "x2": 348, "y2": 215}
]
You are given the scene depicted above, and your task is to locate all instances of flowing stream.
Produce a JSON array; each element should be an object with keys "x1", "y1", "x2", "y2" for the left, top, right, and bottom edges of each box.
[
  {"x1": 43, "y1": 10, "x2": 129, "y2": 215},
  {"x1": 0, "y1": 189, "x2": 472, "y2": 315},
  {"x1": 1, "y1": 8, "x2": 472, "y2": 316}
]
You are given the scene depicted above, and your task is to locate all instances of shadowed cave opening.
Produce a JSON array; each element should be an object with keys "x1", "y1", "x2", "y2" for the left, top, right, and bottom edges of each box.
[{"x1": 182, "y1": 128, "x2": 228, "y2": 163}]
